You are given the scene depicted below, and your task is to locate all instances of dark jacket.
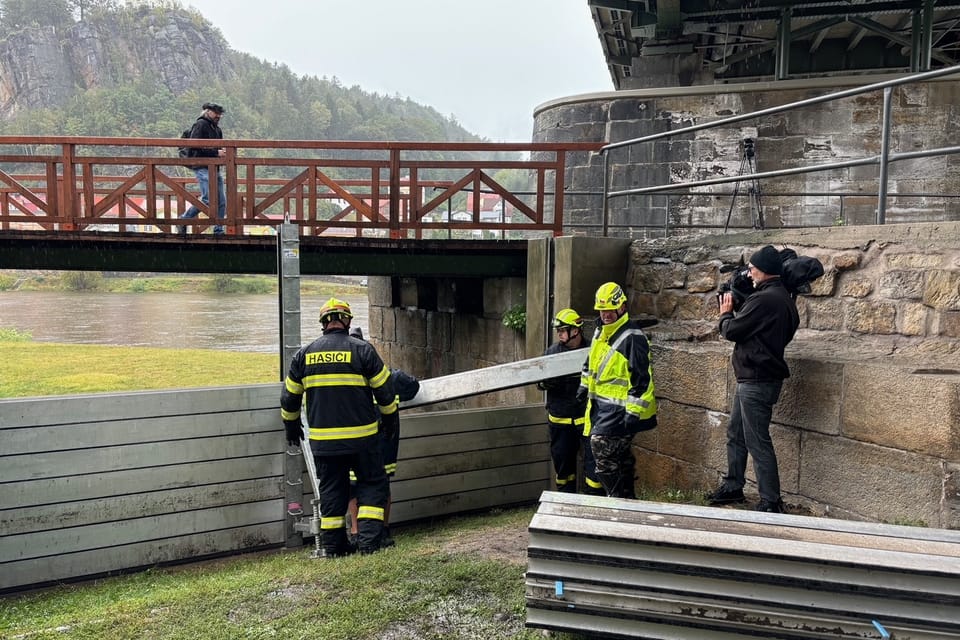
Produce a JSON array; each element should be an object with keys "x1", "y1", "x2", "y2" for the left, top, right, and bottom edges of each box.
[
  {"x1": 281, "y1": 328, "x2": 397, "y2": 455},
  {"x1": 718, "y1": 278, "x2": 800, "y2": 382},
  {"x1": 187, "y1": 114, "x2": 223, "y2": 161},
  {"x1": 540, "y1": 338, "x2": 590, "y2": 422},
  {"x1": 391, "y1": 368, "x2": 420, "y2": 402}
]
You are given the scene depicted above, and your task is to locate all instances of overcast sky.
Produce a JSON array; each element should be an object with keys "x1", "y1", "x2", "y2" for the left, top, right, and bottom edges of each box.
[{"x1": 183, "y1": 0, "x2": 613, "y2": 141}]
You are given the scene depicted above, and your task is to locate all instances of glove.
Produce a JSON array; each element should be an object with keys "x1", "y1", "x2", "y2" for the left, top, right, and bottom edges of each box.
[
  {"x1": 575, "y1": 387, "x2": 587, "y2": 406},
  {"x1": 380, "y1": 411, "x2": 399, "y2": 441},
  {"x1": 284, "y1": 420, "x2": 304, "y2": 447},
  {"x1": 625, "y1": 414, "x2": 656, "y2": 434}
]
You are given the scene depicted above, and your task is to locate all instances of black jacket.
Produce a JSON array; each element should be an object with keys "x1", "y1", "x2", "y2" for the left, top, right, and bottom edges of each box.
[
  {"x1": 187, "y1": 114, "x2": 223, "y2": 160},
  {"x1": 281, "y1": 328, "x2": 397, "y2": 455},
  {"x1": 718, "y1": 278, "x2": 800, "y2": 382},
  {"x1": 541, "y1": 338, "x2": 590, "y2": 421}
]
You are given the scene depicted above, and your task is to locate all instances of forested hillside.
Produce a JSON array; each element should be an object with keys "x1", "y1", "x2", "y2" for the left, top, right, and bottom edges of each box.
[{"x1": 0, "y1": 0, "x2": 482, "y2": 143}]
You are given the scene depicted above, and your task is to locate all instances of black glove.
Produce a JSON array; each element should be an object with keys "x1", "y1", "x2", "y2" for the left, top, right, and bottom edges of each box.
[
  {"x1": 284, "y1": 420, "x2": 304, "y2": 447},
  {"x1": 380, "y1": 411, "x2": 399, "y2": 441},
  {"x1": 625, "y1": 414, "x2": 656, "y2": 434},
  {"x1": 575, "y1": 387, "x2": 587, "y2": 405}
]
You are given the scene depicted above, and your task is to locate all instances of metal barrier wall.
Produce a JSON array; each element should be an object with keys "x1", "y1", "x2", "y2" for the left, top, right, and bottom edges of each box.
[
  {"x1": 0, "y1": 385, "x2": 549, "y2": 592},
  {"x1": 526, "y1": 492, "x2": 960, "y2": 639}
]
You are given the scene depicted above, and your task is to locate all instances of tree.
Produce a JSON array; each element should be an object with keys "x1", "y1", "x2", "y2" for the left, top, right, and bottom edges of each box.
[{"x1": 0, "y1": 0, "x2": 72, "y2": 30}]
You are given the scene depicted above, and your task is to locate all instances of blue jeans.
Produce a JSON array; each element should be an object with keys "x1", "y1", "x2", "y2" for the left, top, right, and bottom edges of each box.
[
  {"x1": 180, "y1": 167, "x2": 226, "y2": 233},
  {"x1": 722, "y1": 381, "x2": 783, "y2": 502}
]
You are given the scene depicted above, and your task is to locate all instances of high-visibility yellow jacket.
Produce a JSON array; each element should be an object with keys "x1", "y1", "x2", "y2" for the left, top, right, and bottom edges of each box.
[
  {"x1": 580, "y1": 312, "x2": 657, "y2": 437},
  {"x1": 281, "y1": 328, "x2": 397, "y2": 454}
]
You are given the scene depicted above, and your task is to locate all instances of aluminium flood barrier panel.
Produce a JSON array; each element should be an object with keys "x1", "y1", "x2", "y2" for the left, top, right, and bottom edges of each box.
[{"x1": 526, "y1": 492, "x2": 960, "y2": 639}]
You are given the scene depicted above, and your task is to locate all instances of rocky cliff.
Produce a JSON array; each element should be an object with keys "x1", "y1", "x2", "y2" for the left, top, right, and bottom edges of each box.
[{"x1": 0, "y1": 6, "x2": 234, "y2": 119}]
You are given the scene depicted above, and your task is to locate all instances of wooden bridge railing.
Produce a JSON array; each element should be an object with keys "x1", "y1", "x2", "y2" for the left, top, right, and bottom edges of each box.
[{"x1": 0, "y1": 137, "x2": 603, "y2": 238}]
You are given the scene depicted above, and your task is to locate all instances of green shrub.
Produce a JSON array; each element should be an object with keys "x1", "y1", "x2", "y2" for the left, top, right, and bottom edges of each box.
[
  {"x1": 0, "y1": 328, "x2": 32, "y2": 342},
  {"x1": 62, "y1": 271, "x2": 103, "y2": 291},
  {"x1": 206, "y1": 274, "x2": 239, "y2": 293},
  {"x1": 502, "y1": 304, "x2": 526, "y2": 334},
  {"x1": 0, "y1": 275, "x2": 15, "y2": 290}
]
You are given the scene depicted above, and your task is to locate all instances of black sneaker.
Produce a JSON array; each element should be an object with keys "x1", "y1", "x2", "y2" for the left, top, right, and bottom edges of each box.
[
  {"x1": 706, "y1": 485, "x2": 746, "y2": 505},
  {"x1": 755, "y1": 499, "x2": 785, "y2": 513}
]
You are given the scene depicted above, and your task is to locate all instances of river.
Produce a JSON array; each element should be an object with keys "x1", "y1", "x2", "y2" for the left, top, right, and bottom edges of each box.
[{"x1": 0, "y1": 291, "x2": 369, "y2": 353}]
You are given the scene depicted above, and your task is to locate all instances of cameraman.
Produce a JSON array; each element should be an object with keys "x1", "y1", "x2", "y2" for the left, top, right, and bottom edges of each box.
[{"x1": 707, "y1": 245, "x2": 799, "y2": 513}]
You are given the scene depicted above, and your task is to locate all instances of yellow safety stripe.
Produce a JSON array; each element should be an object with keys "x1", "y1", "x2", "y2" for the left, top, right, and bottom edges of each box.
[
  {"x1": 280, "y1": 408, "x2": 299, "y2": 421},
  {"x1": 285, "y1": 377, "x2": 303, "y2": 395},
  {"x1": 548, "y1": 414, "x2": 585, "y2": 426},
  {"x1": 309, "y1": 420, "x2": 379, "y2": 440},
  {"x1": 585, "y1": 477, "x2": 604, "y2": 489},
  {"x1": 368, "y1": 365, "x2": 390, "y2": 389},
  {"x1": 384, "y1": 462, "x2": 397, "y2": 474},
  {"x1": 380, "y1": 398, "x2": 399, "y2": 415},
  {"x1": 357, "y1": 505, "x2": 385, "y2": 521},
  {"x1": 321, "y1": 515, "x2": 346, "y2": 530},
  {"x1": 303, "y1": 372, "x2": 367, "y2": 388},
  {"x1": 349, "y1": 470, "x2": 357, "y2": 482},
  {"x1": 555, "y1": 473, "x2": 576, "y2": 486}
]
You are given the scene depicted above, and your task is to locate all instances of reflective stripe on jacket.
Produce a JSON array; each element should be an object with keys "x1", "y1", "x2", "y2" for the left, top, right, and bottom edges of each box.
[
  {"x1": 580, "y1": 312, "x2": 656, "y2": 437},
  {"x1": 281, "y1": 328, "x2": 397, "y2": 454}
]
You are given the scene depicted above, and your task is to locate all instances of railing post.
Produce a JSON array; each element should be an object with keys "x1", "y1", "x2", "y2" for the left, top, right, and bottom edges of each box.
[
  {"x1": 389, "y1": 148, "x2": 401, "y2": 239},
  {"x1": 553, "y1": 150, "x2": 566, "y2": 237},
  {"x1": 59, "y1": 143, "x2": 77, "y2": 231},
  {"x1": 224, "y1": 146, "x2": 237, "y2": 235},
  {"x1": 877, "y1": 86, "x2": 893, "y2": 224},
  {"x1": 601, "y1": 151, "x2": 610, "y2": 237}
]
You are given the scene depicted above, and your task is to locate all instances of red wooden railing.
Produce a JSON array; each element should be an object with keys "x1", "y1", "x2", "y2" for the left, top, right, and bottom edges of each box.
[{"x1": 0, "y1": 137, "x2": 602, "y2": 238}]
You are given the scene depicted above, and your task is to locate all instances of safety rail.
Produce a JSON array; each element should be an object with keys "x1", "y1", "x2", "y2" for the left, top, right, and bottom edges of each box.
[
  {"x1": 0, "y1": 138, "x2": 601, "y2": 238},
  {"x1": 599, "y1": 63, "x2": 960, "y2": 236}
]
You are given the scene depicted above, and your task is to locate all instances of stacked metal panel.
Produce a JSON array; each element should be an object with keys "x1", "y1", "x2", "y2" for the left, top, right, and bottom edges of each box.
[{"x1": 526, "y1": 492, "x2": 960, "y2": 639}]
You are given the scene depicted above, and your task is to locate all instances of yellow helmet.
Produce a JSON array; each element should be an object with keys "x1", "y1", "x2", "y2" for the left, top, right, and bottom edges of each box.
[
  {"x1": 594, "y1": 282, "x2": 626, "y2": 311},
  {"x1": 552, "y1": 308, "x2": 583, "y2": 329},
  {"x1": 318, "y1": 297, "x2": 353, "y2": 324}
]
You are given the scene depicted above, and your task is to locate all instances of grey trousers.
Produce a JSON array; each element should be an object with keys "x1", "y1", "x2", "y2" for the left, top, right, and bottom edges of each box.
[{"x1": 723, "y1": 381, "x2": 783, "y2": 503}]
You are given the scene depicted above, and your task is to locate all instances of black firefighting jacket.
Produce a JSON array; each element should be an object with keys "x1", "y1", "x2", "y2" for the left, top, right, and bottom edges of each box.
[
  {"x1": 281, "y1": 328, "x2": 397, "y2": 455},
  {"x1": 540, "y1": 338, "x2": 590, "y2": 432}
]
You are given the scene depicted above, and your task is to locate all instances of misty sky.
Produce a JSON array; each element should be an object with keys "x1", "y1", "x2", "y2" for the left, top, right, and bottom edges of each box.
[{"x1": 184, "y1": 0, "x2": 613, "y2": 141}]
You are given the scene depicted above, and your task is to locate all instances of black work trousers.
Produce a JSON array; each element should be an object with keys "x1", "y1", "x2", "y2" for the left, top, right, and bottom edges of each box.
[{"x1": 316, "y1": 443, "x2": 388, "y2": 554}]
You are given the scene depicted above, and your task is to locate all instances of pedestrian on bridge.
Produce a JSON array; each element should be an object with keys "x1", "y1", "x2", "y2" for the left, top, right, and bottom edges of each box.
[
  {"x1": 178, "y1": 102, "x2": 227, "y2": 236},
  {"x1": 540, "y1": 308, "x2": 604, "y2": 496},
  {"x1": 579, "y1": 283, "x2": 658, "y2": 499},
  {"x1": 281, "y1": 298, "x2": 398, "y2": 556}
]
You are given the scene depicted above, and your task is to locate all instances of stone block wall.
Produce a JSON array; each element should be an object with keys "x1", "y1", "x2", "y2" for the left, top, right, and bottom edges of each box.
[
  {"x1": 532, "y1": 75, "x2": 960, "y2": 236},
  {"x1": 366, "y1": 275, "x2": 528, "y2": 410},
  {"x1": 623, "y1": 221, "x2": 960, "y2": 527}
]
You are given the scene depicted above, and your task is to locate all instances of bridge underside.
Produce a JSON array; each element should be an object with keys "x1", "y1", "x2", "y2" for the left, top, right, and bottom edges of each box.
[
  {"x1": 0, "y1": 231, "x2": 527, "y2": 277},
  {"x1": 591, "y1": 0, "x2": 960, "y2": 86}
]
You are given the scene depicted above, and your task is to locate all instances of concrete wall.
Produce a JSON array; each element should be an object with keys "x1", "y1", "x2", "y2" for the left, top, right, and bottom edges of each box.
[
  {"x1": 533, "y1": 75, "x2": 960, "y2": 235},
  {"x1": 594, "y1": 221, "x2": 960, "y2": 527},
  {"x1": 366, "y1": 275, "x2": 528, "y2": 408}
]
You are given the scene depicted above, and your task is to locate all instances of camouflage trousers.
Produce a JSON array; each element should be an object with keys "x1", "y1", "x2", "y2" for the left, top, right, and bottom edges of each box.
[{"x1": 590, "y1": 433, "x2": 636, "y2": 499}]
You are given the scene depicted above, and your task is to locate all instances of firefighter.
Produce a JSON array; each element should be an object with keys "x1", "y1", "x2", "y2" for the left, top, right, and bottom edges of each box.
[
  {"x1": 281, "y1": 298, "x2": 398, "y2": 556},
  {"x1": 579, "y1": 282, "x2": 657, "y2": 499},
  {"x1": 346, "y1": 326, "x2": 420, "y2": 547},
  {"x1": 539, "y1": 308, "x2": 604, "y2": 495}
]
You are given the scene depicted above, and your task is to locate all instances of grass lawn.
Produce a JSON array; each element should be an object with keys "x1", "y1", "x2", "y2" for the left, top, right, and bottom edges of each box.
[{"x1": 0, "y1": 507, "x2": 573, "y2": 640}]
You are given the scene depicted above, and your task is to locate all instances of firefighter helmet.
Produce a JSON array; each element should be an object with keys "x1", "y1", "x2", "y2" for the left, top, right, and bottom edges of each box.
[
  {"x1": 318, "y1": 297, "x2": 353, "y2": 325},
  {"x1": 594, "y1": 282, "x2": 627, "y2": 311},
  {"x1": 552, "y1": 308, "x2": 583, "y2": 329}
]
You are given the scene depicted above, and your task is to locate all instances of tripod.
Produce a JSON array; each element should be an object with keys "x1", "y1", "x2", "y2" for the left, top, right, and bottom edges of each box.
[{"x1": 723, "y1": 138, "x2": 765, "y2": 232}]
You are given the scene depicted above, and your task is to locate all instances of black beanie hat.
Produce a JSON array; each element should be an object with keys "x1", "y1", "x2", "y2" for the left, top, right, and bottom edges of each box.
[{"x1": 749, "y1": 245, "x2": 782, "y2": 276}]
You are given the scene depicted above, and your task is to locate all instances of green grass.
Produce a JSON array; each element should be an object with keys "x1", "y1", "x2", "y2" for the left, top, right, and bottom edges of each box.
[
  {"x1": 0, "y1": 341, "x2": 277, "y2": 397},
  {"x1": 0, "y1": 508, "x2": 574, "y2": 640}
]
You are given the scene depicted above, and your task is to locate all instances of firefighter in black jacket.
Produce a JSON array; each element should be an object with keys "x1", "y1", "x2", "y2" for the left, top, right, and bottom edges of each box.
[
  {"x1": 539, "y1": 309, "x2": 604, "y2": 495},
  {"x1": 281, "y1": 298, "x2": 398, "y2": 556}
]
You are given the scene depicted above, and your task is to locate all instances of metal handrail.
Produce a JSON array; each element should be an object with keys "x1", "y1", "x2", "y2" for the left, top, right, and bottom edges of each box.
[{"x1": 599, "y1": 63, "x2": 960, "y2": 234}]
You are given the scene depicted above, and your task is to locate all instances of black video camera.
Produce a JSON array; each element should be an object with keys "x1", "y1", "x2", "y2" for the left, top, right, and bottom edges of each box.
[
  {"x1": 742, "y1": 138, "x2": 755, "y2": 159},
  {"x1": 717, "y1": 264, "x2": 753, "y2": 312}
]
